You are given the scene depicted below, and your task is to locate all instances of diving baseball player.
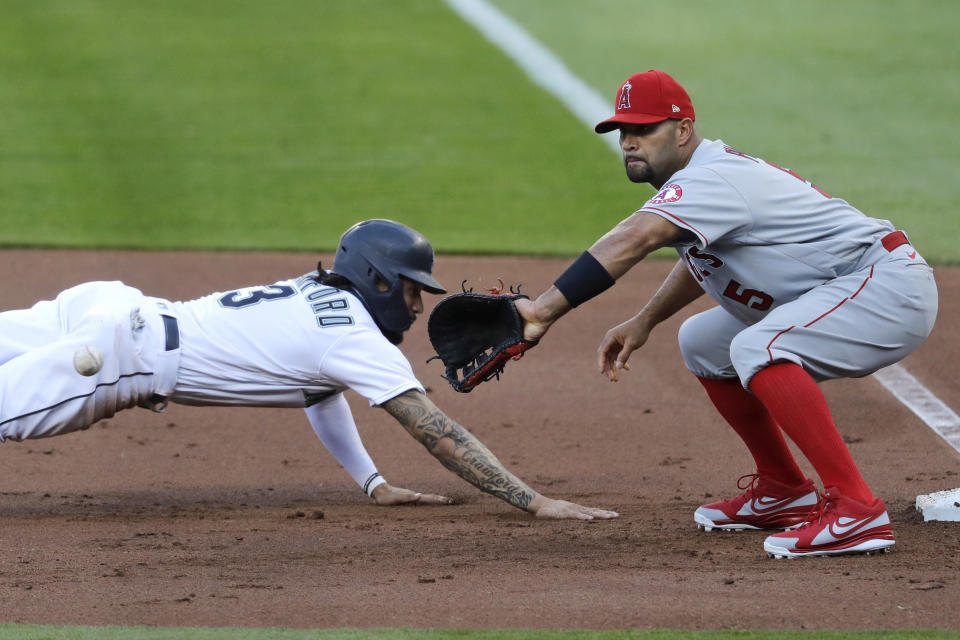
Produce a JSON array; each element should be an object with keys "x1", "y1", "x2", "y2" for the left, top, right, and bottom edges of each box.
[
  {"x1": 0, "y1": 219, "x2": 617, "y2": 521},
  {"x1": 516, "y1": 70, "x2": 937, "y2": 556}
]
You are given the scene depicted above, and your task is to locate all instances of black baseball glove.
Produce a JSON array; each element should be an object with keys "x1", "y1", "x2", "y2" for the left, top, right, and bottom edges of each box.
[{"x1": 427, "y1": 283, "x2": 537, "y2": 393}]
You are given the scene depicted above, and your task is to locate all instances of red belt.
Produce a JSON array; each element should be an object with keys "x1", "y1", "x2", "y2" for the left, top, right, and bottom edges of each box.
[{"x1": 881, "y1": 230, "x2": 910, "y2": 252}]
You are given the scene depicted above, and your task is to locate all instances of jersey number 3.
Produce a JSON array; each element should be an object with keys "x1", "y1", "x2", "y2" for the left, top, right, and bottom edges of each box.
[{"x1": 218, "y1": 285, "x2": 297, "y2": 308}]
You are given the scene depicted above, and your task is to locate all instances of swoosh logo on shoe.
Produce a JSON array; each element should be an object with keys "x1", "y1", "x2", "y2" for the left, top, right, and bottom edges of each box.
[
  {"x1": 830, "y1": 515, "x2": 870, "y2": 536},
  {"x1": 742, "y1": 495, "x2": 799, "y2": 515},
  {"x1": 809, "y1": 512, "x2": 890, "y2": 547}
]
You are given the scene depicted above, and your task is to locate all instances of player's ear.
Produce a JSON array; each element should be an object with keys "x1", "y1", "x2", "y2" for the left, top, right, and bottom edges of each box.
[{"x1": 675, "y1": 118, "x2": 696, "y2": 145}]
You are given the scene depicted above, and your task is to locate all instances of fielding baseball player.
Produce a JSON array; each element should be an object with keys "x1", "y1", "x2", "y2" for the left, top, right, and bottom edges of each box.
[
  {"x1": 516, "y1": 70, "x2": 938, "y2": 557},
  {"x1": 0, "y1": 219, "x2": 617, "y2": 521}
]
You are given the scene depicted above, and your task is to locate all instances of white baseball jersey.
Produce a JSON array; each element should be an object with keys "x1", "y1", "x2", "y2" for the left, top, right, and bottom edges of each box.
[
  {"x1": 0, "y1": 272, "x2": 423, "y2": 495},
  {"x1": 168, "y1": 271, "x2": 423, "y2": 408},
  {"x1": 641, "y1": 138, "x2": 938, "y2": 386},
  {"x1": 166, "y1": 271, "x2": 424, "y2": 495}
]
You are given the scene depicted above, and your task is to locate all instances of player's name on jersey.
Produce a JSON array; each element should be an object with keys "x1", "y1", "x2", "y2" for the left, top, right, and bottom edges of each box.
[{"x1": 296, "y1": 273, "x2": 355, "y2": 328}]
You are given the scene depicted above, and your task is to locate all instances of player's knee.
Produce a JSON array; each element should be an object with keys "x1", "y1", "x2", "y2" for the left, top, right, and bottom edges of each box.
[
  {"x1": 678, "y1": 315, "x2": 734, "y2": 378},
  {"x1": 677, "y1": 316, "x2": 704, "y2": 369},
  {"x1": 729, "y1": 329, "x2": 772, "y2": 386}
]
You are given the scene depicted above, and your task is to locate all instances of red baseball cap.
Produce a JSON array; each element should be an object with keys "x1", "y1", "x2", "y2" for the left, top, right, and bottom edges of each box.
[{"x1": 594, "y1": 70, "x2": 695, "y2": 134}]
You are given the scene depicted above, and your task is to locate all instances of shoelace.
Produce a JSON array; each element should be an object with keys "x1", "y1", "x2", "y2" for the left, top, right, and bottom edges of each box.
[
  {"x1": 736, "y1": 473, "x2": 761, "y2": 495},
  {"x1": 800, "y1": 490, "x2": 837, "y2": 526}
]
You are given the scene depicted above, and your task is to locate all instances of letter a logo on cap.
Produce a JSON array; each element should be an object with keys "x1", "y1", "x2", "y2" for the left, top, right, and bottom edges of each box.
[{"x1": 617, "y1": 81, "x2": 632, "y2": 111}]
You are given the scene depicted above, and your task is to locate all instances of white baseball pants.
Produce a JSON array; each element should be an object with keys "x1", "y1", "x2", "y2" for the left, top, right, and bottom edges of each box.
[{"x1": 0, "y1": 281, "x2": 180, "y2": 442}]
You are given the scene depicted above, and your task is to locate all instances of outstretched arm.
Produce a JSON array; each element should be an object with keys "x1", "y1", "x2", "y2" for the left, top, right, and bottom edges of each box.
[
  {"x1": 381, "y1": 390, "x2": 618, "y2": 520},
  {"x1": 305, "y1": 394, "x2": 452, "y2": 506},
  {"x1": 516, "y1": 211, "x2": 691, "y2": 342}
]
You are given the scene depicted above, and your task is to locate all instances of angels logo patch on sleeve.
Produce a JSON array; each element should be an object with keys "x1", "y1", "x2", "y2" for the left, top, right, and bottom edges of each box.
[{"x1": 649, "y1": 183, "x2": 683, "y2": 204}]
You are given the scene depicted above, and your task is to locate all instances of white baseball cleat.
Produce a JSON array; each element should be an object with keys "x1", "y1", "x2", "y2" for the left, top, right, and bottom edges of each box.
[{"x1": 73, "y1": 345, "x2": 104, "y2": 376}]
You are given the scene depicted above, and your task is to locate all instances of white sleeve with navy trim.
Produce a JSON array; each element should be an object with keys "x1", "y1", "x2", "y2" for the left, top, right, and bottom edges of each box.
[{"x1": 304, "y1": 393, "x2": 386, "y2": 496}]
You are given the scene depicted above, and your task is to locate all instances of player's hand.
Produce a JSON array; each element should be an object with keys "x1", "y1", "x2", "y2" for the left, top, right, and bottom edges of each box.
[
  {"x1": 597, "y1": 315, "x2": 652, "y2": 382},
  {"x1": 514, "y1": 297, "x2": 553, "y2": 343},
  {"x1": 529, "y1": 495, "x2": 619, "y2": 520},
  {"x1": 370, "y1": 482, "x2": 455, "y2": 506}
]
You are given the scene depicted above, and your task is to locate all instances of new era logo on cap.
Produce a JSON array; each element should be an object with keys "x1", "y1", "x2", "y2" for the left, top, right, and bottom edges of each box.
[{"x1": 595, "y1": 70, "x2": 695, "y2": 133}]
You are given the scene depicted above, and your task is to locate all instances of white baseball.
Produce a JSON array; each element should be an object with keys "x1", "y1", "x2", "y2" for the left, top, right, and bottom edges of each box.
[{"x1": 73, "y1": 346, "x2": 104, "y2": 376}]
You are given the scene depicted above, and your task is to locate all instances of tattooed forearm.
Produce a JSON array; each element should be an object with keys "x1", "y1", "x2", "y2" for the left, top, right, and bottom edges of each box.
[{"x1": 383, "y1": 390, "x2": 535, "y2": 510}]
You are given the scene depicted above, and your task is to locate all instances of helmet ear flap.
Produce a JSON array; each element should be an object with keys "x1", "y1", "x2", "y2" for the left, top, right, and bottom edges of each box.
[{"x1": 372, "y1": 273, "x2": 391, "y2": 293}]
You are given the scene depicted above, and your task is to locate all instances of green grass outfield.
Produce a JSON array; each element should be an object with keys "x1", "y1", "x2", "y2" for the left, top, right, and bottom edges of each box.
[
  {"x1": 1, "y1": 0, "x2": 958, "y2": 261},
  {"x1": 0, "y1": 0, "x2": 634, "y2": 255},
  {"x1": 2, "y1": 628, "x2": 959, "y2": 640},
  {"x1": 1, "y1": 1, "x2": 959, "y2": 638},
  {"x1": 491, "y1": 0, "x2": 960, "y2": 264}
]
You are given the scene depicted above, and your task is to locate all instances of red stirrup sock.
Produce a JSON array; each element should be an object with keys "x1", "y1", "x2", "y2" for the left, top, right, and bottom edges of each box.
[
  {"x1": 697, "y1": 376, "x2": 807, "y2": 486},
  {"x1": 749, "y1": 363, "x2": 875, "y2": 504}
]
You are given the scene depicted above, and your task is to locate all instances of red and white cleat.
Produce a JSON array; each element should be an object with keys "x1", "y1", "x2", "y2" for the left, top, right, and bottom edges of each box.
[
  {"x1": 695, "y1": 473, "x2": 818, "y2": 532},
  {"x1": 764, "y1": 487, "x2": 894, "y2": 558}
]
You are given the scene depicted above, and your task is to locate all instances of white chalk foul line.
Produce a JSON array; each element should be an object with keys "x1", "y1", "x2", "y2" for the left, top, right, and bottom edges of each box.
[
  {"x1": 873, "y1": 364, "x2": 960, "y2": 455},
  {"x1": 443, "y1": 0, "x2": 619, "y2": 153},
  {"x1": 447, "y1": 0, "x2": 960, "y2": 457}
]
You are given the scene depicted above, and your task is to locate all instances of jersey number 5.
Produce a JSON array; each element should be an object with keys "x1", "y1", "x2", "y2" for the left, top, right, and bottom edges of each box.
[{"x1": 723, "y1": 280, "x2": 773, "y2": 311}]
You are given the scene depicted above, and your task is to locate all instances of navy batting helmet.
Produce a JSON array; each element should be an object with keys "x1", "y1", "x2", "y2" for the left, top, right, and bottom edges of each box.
[{"x1": 331, "y1": 219, "x2": 446, "y2": 342}]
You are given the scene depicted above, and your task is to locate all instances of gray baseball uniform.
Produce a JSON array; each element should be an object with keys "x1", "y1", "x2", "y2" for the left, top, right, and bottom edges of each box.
[{"x1": 640, "y1": 139, "x2": 938, "y2": 386}]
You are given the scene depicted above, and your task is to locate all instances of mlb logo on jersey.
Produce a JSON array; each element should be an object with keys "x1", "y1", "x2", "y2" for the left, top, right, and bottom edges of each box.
[{"x1": 650, "y1": 183, "x2": 683, "y2": 204}]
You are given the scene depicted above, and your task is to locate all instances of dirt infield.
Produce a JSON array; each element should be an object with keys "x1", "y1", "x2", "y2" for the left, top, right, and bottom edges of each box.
[{"x1": 1, "y1": 249, "x2": 958, "y2": 631}]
